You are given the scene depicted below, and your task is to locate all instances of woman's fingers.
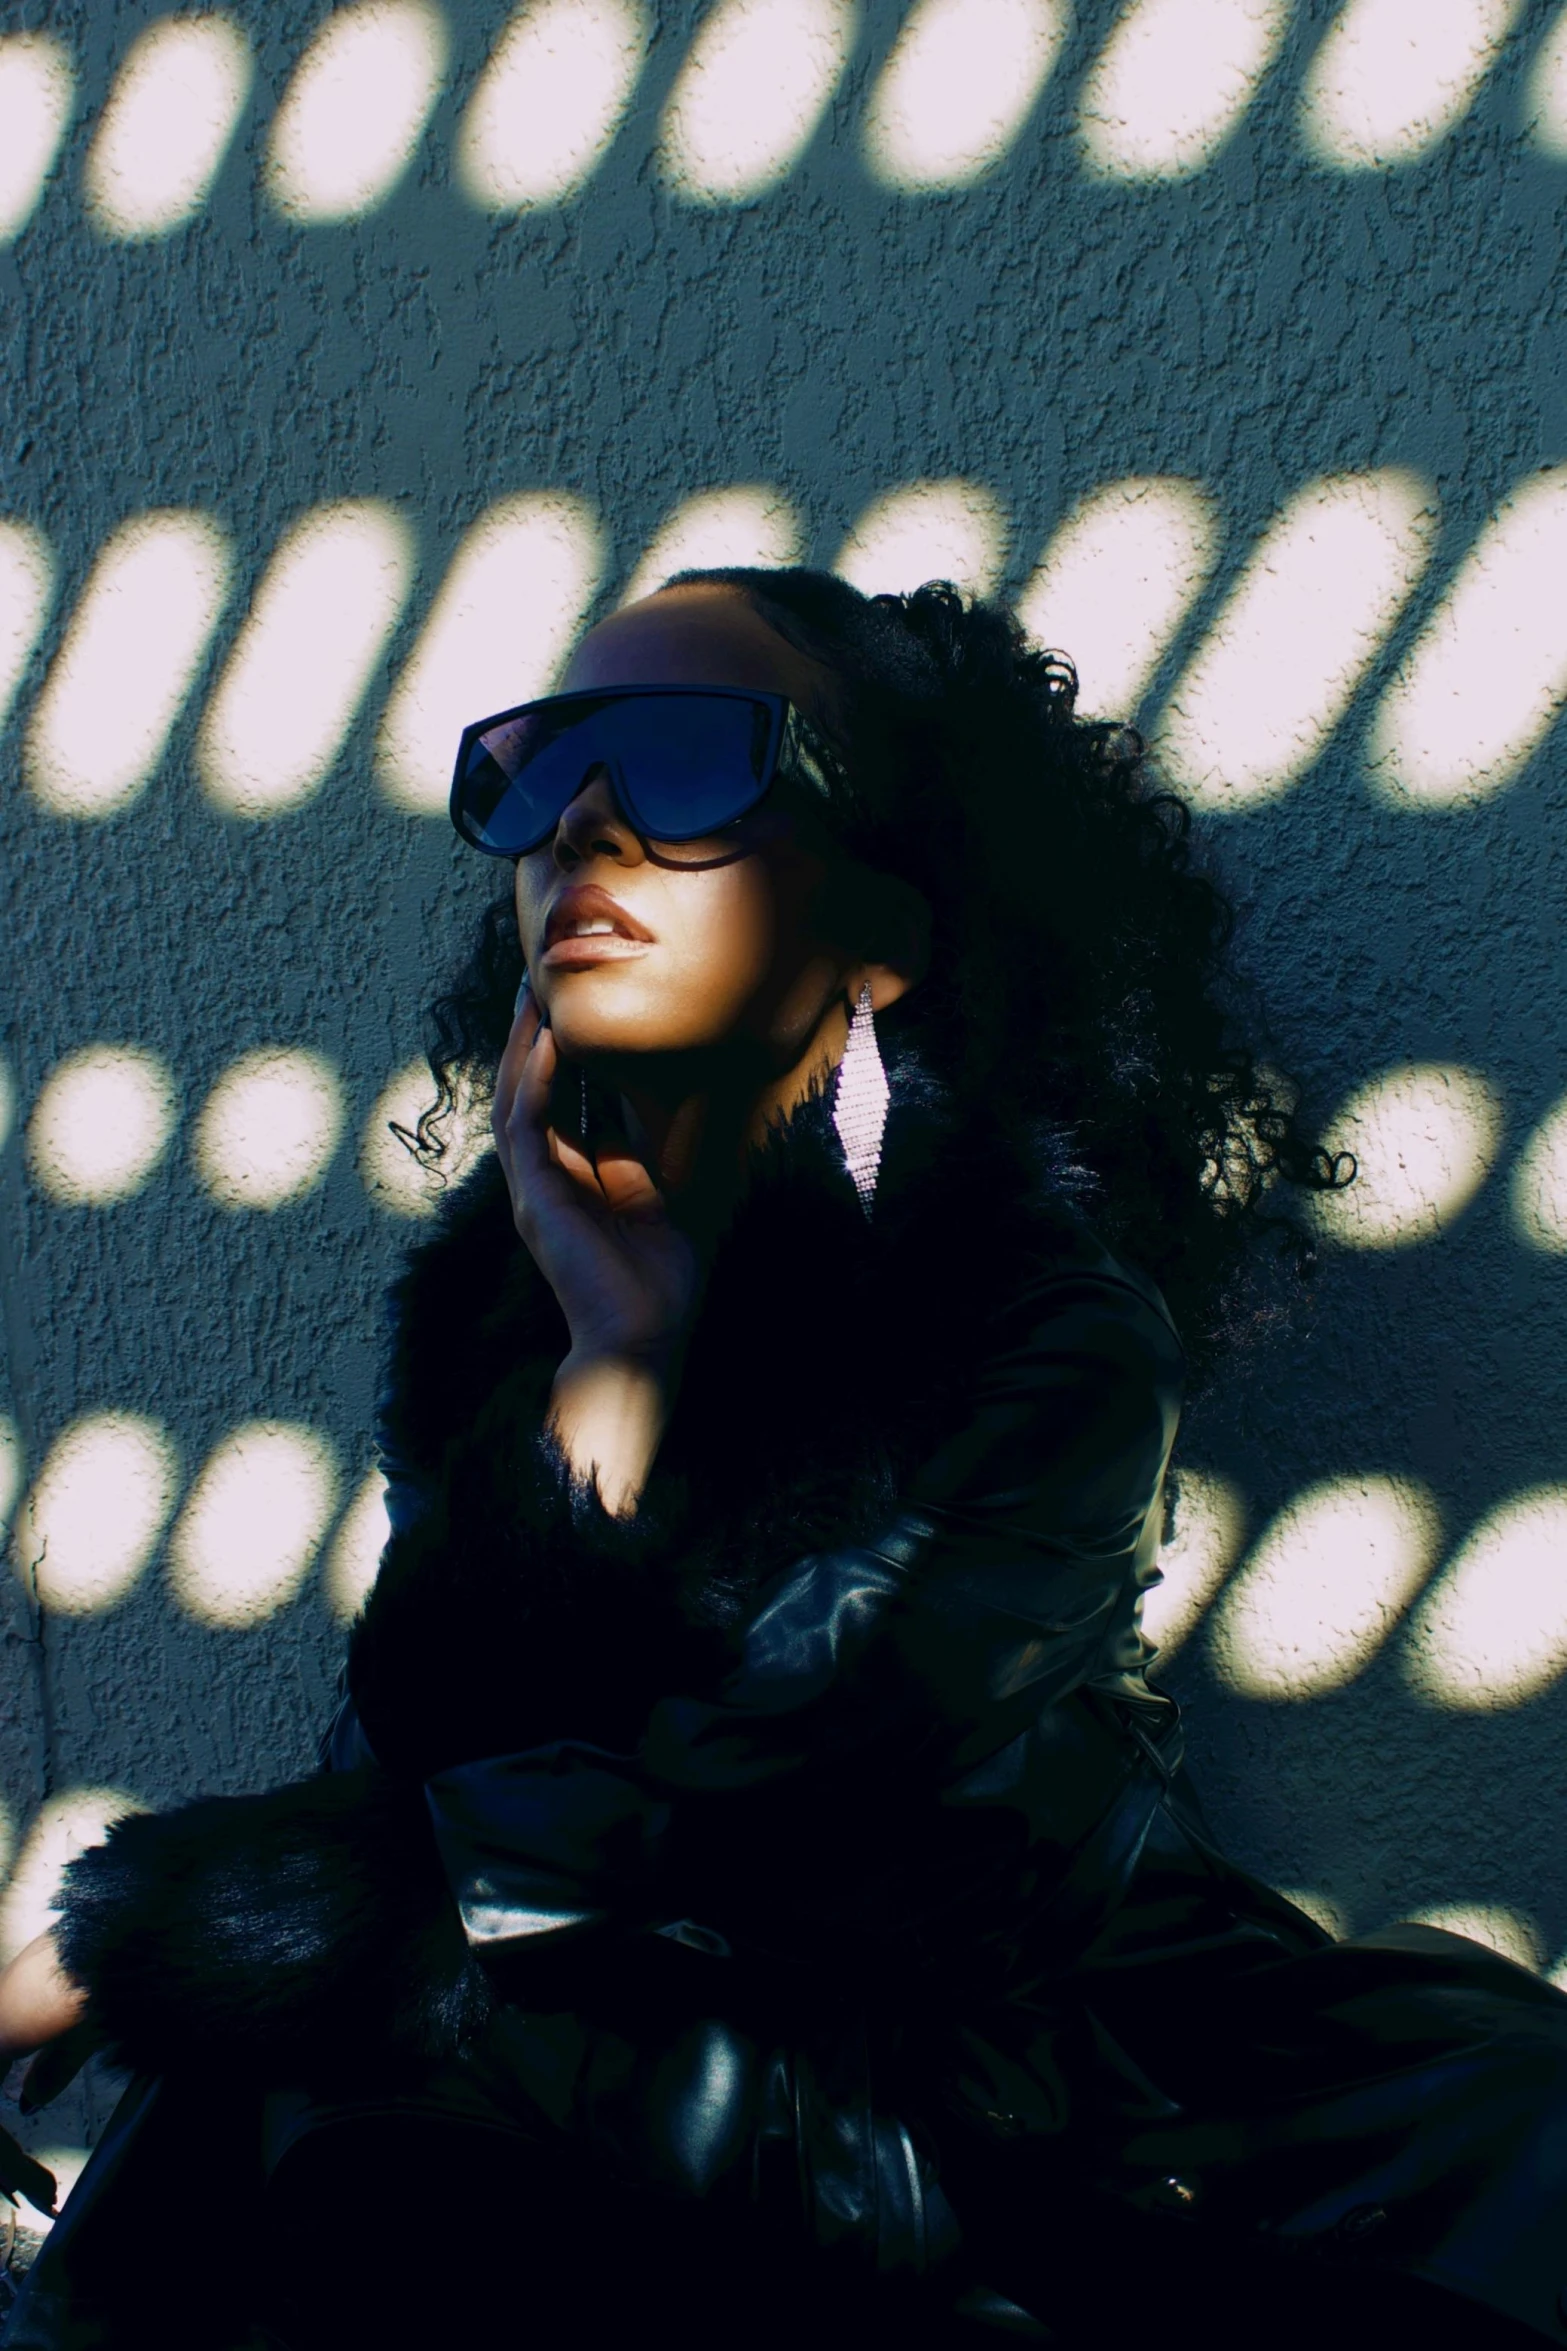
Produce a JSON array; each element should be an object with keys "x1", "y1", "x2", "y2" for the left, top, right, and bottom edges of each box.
[
  {"x1": 591, "y1": 1141, "x2": 667, "y2": 1222},
  {"x1": 0, "y1": 2120, "x2": 57, "y2": 2217},
  {"x1": 499, "y1": 1020, "x2": 607, "y2": 1214},
  {"x1": 18, "y1": 2017, "x2": 100, "y2": 2116},
  {"x1": 490, "y1": 976, "x2": 541, "y2": 1141}
]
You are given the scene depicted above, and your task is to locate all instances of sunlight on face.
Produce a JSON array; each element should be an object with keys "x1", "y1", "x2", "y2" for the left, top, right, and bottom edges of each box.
[
  {"x1": 168, "y1": 1423, "x2": 339, "y2": 1629},
  {"x1": 378, "y1": 493, "x2": 602, "y2": 814},
  {"x1": 1367, "y1": 467, "x2": 1567, "y2": 806},
  {"x1": 1209, "y1": 1476, "x2": 1443, "y2": 1700},
  {"x1": 0, "y1": 519, "x2": 52, "y2": 733},
  {"x1": 1159, "y1": 470, "x2": 1436, "y2": 809},
  {"x1": 13, "y1": 1413, "x2": 179, "y2": 1615},
  {"x1": 1079, "y1": 0, "x2": 1289, "y2": 181},
  {"x1": 0, "y1": 34, "x2": 72, "y2": 244},
  {"x1": 1139, "y1": 1466, "x2": 1247, "y2": 1663},
  {"x1": 1309, "y1": 1064, "x2": 1502, "y2": 1249},
  {"x1": 1017, "y1": 478, "x2": 1219, "y2": 722},
  {"x1": 1300, "y1": 0, "x2": 1523, "y2": 171},
  {"x1": 1403, "y1": 1487, "x2": 1567, "y2": 1708},
  {"x1": 85, "y1": 16, "x2": 252, "y2": 239},
  {"x1": 834, "y1": 479, "x2": 1006, "y2": 598},
  {"x1": 266, "y1": 0, "x2": 446, "y2": 223},
  {"x1": 193, "y1": 1049, "x2": 344, "y2": 1209},
  {"x1": 27, "y1": 1046, "x2": 179, "y2": 1206},
  {"x1": 0, "y1": 1789, "x2": 146, "y2": 1966},
  {"x1": 658, "y1": 0, "x2": 857, "y2": 203},
  {"x1": 27, "y1": 512, "x2": 231, "y2": 820},
  {"x1": 458, "y1": 0, "x2": 647, "y2": 208},
  {"x1": 620, "y1": 487, "x2": 802, "y2": 606},
  {"x1": 359, "y1": 1059, "x2": 494, "y2": 1217},
  {"x1": 199, "y1": 501, "x2": 412, "y2": 818},
  {"x1": 862, "y1": 0, "x2": 1067, "y2": 191},
  {"x1": 324, "y1": 1468, "x2": 392, "y2": 1622},
  {"x1": 515, "y1": 586, "x2": 848, "y2": 1070}
]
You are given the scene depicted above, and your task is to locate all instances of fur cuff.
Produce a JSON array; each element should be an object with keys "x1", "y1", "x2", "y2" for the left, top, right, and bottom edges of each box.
[{"x1": 54, "y1": 1768, "x2": 491, "y2": 2082}]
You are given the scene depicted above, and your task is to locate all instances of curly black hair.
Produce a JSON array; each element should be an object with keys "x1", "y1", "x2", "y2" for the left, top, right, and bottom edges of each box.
[{"x1": 408, "y1": 567, "x2": 1349, "y2": 1372}]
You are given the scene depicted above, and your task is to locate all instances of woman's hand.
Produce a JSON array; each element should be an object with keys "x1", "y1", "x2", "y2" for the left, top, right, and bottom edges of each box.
[
  {"x1": 492, "y1": 984, "x2": 699, "y2": 1515},
  {"x1": 0, "y1": 1932, "x2": 86, "y2": 2067}
]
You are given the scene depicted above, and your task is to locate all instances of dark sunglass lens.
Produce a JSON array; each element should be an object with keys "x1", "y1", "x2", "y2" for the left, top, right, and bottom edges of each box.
[
  {"x1": 459, "y1": 708, "x2": 601, "y2": 851},
  {"x1": 615, "y1": 696, "x2": 773, "y2": 840}
]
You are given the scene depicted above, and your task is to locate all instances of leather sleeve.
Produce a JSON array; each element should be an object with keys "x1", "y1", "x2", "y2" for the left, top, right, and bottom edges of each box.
[{"x1": 425, "y1": 1263, "x2": 1185, "y2": 1966}]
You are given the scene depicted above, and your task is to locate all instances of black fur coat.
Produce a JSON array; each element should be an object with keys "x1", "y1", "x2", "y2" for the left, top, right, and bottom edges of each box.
[{"x1": 57, "y1": 1050, "x2": 1105, "y2": 2087}]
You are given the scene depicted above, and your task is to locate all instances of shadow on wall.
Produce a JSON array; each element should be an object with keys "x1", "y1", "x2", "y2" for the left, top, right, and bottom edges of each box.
[{"x1": 4, "y1": 0, "x2": 1567, "y2": 2218}]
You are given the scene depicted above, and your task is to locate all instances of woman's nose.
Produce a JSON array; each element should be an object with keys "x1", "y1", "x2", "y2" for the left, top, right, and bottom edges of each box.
[{"x1": 552, "y1": 766, "x2": 641, "y2": 869}]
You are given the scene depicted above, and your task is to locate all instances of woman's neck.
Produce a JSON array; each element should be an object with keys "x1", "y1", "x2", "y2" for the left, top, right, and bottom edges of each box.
[{"x1": 611, "y1": 996, "x2": 852, "y2": 1241}]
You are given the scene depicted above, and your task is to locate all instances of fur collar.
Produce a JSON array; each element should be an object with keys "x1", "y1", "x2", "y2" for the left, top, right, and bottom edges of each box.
[
  {"x1": 347, "y1": 1042, "x2": 1087, "y2": 1781},
  {"x1": 54, "y1": 1045, "x2": 1150, "y2": 2083}
]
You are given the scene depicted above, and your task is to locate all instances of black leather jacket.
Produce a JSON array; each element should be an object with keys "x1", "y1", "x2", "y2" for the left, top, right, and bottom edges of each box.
[{"x1": 27, "y1": 1067, "x2": 1567, "y2": 2344}]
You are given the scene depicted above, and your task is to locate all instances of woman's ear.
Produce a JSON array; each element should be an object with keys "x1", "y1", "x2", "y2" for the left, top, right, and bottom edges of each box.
[{"x1": 854, "y1": 872, "x2": 931, "y2": 1015}]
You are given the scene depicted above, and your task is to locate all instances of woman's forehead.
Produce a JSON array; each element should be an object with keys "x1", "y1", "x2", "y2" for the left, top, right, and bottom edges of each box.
[{"x1": 560, "y1": 583, "x2": 827, "y2": 706}]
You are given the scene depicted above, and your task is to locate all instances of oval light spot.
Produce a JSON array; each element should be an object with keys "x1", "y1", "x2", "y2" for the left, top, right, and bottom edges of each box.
[
  {"x1": 1402, "y1": 1902, "x2": 1544, "y2": 1969},
  {"x1": 1210, "y1": 1476, "x2": 1442, "y2": 1700},
  {"x1": 1016, "y1": 477, "x2": 1218, "y2": 721},
  {"x1": 28, "y1": 1046, "x2": 178, "y2": 1206},
  {"x1": 1079, "y1": 0, "x2": 1288, "y2": 181},
  {"x1": 834, "y1": 478, "x2": 1006, "y2": 598},
  {"x1": 324, "y1": 1468, "x2": 391, "y2": 1623},
  {"x1": 193, "y1": 1048, "x2": 344, "y2": 1209},
  {"x1": 1140, "y1": 1466, "x2": 1247, "y2": 1663},
  {"x1": 459, "y1": 0, "x2": 646, "y2": 208},
  {"x1": 863, "y1": 0, "x2": 1066, "y2": 191},
  {"x1": 1311, "y1": 1064, "x2": 1501, "y2": 1249},
  {"x1": 85, "y1": 16, "x2": 251, "y2": 239},
  {"x1": 1404, "y1": 1487, "x2": 1567, "y2": 1708},
  {"x1": 1368, "y1": 467, "x2": 1567, "y2": 806},
  {"x1": 620, "y1": 485, "x2": 802, "y2": 604},
  {"x1": 1529, "y1": 4, "x2": 1567, "y2": 155},
  {"x1": 1160, "y1": 471, "x2": 1436, "y2": 809},
  {"x1": 0, "y1": 1788, "x2": 145, "y2": 1965},
  {"x1": 0, "y1": 519, "x2": 52, "y2": 733},
  {"x1": 198, "y1": 501, "x2": 412, "y2": 817},
  {"x1": 659, "y1": 0, "x2": 856, "y2": 204},
  {"x1": 377, "y1": 492, "x2": 601, "y2": 812},
  {"x1": 0, "y1": 1417, "x2": 21, "y2": 1543},
  {"x1": 266, "y1": 0, "x2": 446, "y2": 223},
  {"x1": 26, "y1": 512, "x2": 231, "y2": 820},
  {"x1": 0, "y1": 34, "x2": 72, "y2": 243},
  {"x1": 12, "y1": 1414, "x2": 179, "y2": 1616},
  {"x1": 169, "y1": 1423, "x2": 339, "y2": 1629},
  {"x1": 1511, "y1": 1095, "x2": 1567, "y2": 1252},
  {"x1": 1275, "y1": 1887, "x2": 1353, "y2": 1940},
  {"x1": 1301, "y1": 0, "x2": 1523, "y2": 170},
  {"x1": 359, "y1": 1059, "x2": 494, "y2": 1217}
]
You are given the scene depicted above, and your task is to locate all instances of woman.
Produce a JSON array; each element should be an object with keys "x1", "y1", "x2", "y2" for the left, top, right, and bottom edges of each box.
[{"x1": 4, "y1": 571, "x2": 1566, "y2": 2348}]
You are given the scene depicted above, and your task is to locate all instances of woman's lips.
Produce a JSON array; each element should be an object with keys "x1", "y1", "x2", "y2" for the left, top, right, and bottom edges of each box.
[
  {"x1": 540, "y1": 884, "x2": 653, "y2": 968},
  {"x1": 541, "y1": 933, "x2": 652, "y2": 969}
]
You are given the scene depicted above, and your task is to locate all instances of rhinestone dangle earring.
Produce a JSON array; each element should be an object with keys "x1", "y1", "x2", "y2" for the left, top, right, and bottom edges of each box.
[{"x1": 833, "y1": 982, "x2": 889, "y2": 1215}]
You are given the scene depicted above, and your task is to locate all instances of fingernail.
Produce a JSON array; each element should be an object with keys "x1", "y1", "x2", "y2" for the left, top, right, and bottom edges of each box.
[{"x1": 514, "y1": 974, "x2": 531, "y2": 1018}]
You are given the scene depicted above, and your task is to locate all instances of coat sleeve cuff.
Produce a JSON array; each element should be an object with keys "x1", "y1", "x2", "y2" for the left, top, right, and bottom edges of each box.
[{"x1": 53, "y1": 1767, "x2": 492, "y2": 2081}]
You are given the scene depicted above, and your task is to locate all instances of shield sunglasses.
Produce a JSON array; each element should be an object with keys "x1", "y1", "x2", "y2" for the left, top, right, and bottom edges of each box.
[{"x1": 449, "y1": 683, "x2": 817, "y2": 860}]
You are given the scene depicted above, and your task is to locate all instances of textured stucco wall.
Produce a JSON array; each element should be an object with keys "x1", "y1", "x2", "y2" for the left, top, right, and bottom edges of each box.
[{"x1": 3, "y1": 0, "x2": 1567, "y2": 2211}]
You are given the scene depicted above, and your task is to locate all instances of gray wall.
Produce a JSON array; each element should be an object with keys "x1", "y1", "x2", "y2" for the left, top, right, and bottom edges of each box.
[{"x1": 3, "y1": 0, "x2": 1567, "y2": 2199}]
